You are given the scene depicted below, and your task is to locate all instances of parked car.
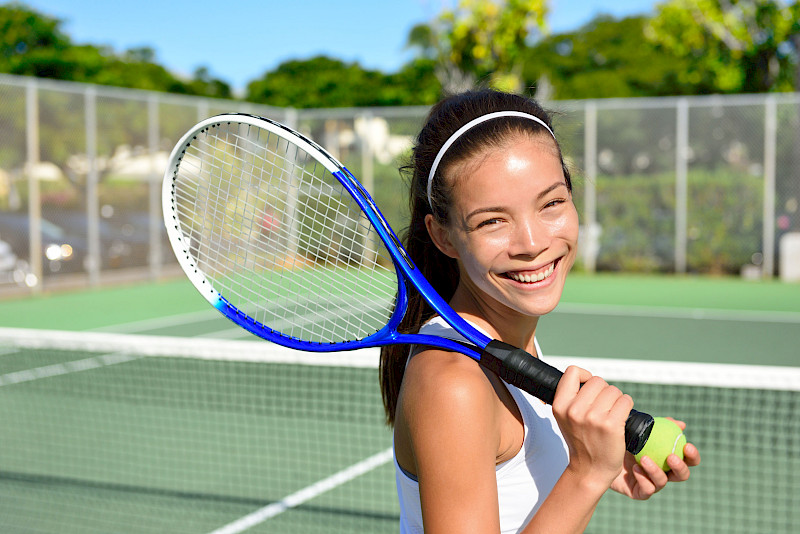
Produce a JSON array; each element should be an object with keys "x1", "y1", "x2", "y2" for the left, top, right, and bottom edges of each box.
[
  {"x1": 0, "y1": 212, "x2": 88, "y2": 274},
  {"x1": 46, "y1": 210, "x2": 151, "y2": 269},
  {"x1": 0, "y1": 237, "x2": 33, "y2": 286}
]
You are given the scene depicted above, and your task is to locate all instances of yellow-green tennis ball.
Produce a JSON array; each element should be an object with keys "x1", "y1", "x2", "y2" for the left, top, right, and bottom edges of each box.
[{"x1": 635, "y1": 417, "x2": 686, "y2": 472}]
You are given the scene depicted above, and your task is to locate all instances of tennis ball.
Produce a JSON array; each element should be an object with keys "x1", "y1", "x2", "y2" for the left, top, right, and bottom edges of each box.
[{"x1": 635, "y1": 417, "x2": 686, "y2": 472}]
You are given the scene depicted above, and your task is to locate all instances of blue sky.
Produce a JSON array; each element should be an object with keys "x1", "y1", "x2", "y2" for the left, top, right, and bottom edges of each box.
[{"x1": 22, "y1": 0, "x2": 658, "y2": 91}]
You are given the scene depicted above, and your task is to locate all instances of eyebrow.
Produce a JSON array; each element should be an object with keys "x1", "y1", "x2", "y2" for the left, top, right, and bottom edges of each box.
[{"x1": 464, "y1": 181, "x2": 569, "y2": 221}]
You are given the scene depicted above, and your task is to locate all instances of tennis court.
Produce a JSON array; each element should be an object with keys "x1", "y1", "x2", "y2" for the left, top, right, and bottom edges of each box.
[{"x1": 1, "y1": 273, "x2": 799, "y2": 533}]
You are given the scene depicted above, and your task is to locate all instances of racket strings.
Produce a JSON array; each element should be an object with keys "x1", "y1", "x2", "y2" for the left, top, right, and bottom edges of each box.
[{"x1": 171, "y1": 121, "x2": 398, "y2": 344}]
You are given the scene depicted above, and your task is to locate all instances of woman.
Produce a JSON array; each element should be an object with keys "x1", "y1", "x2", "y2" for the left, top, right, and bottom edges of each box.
[{"x1": 379, "y1": 89, "x2": 700, "y2": 533}]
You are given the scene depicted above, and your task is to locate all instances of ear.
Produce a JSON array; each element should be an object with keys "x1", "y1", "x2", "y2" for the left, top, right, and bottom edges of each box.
[{"x1": 424, "y1": 214, "x2": 460, "y2": 259}]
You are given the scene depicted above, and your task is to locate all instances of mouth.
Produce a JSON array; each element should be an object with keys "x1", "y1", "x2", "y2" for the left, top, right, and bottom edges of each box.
[{"x1": 504, "y1": 260, "x2": 557, "y2": 284}]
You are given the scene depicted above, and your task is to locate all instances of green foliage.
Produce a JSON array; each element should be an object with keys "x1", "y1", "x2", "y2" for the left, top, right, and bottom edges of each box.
[
  {"x1": 522, "y1": 16, "x2": 713, "y2": 99},
  {"x1": 0, "y1": 84, "x2": 25, "y2": 170},
  {"x1": 594, "y1": 171, "x2": 762, "y2": 274},
  {"x1": 0, "y1": 3, "x2": 230, "y2": 97},
  {"x1": 0, "y1": 2, "x2": 69, "y2": 60},
  {"x1": 5, "y1": 1, "x2": 798, "y2": 103},
  {"x1": 646, "y1": 0, "x2": 800, "y2": 93},
  {"x1": 383, "y1": 58, "x2": 442, "y2": 107},
  {"x1": 352, "y1": 157, "x2": 411, "y2": 237},
  {"x1": 413, "y1": 0, "x2": 548, "y2": 92},
  {"x1": 245, "y1": 56, "x2": 440, "y2": 108}
]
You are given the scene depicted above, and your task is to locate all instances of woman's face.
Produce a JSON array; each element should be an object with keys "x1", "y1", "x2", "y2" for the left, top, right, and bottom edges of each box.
[{"x1": 430, "y1": 134, "x2": 579, "y2": 318}]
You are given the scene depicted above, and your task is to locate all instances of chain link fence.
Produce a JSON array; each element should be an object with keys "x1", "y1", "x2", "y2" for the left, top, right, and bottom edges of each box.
[{"x1": 1, "y1": 73, "x2": 798, "y2": 294}]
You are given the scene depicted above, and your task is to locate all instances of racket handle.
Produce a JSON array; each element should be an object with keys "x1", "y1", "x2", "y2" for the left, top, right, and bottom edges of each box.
[{"x1": 480, "y1": 340, "x2": 654, "y2": 454}]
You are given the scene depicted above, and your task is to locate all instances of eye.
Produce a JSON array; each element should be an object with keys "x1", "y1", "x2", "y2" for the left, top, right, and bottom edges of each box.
[
  {"x1": 472, "y1": 217, "x2": 503, "y2": 230},
  {"x1": 544, "y1": 198, "x2": 566, "y2": 209}
]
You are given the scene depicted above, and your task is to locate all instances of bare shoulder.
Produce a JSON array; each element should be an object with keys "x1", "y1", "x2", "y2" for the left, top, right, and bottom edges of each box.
[
  {"x1": 400, "y1": 348, "x2": 498, "y2": 424},
  {"x1": 395, "y1": 347, "x2": 504, "y2": 502}
]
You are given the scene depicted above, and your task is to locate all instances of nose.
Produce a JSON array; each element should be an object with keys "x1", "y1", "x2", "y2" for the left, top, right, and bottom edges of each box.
[{"x1": 507, "y1": 216, "x2": 547, "y2": 259}]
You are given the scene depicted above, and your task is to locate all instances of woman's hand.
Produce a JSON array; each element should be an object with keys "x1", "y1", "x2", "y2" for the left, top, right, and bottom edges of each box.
[
  {"x1": 551, "y1": 366, "x2": 634, "y2": 489},
  {"x1": 611, "y1": 418, "x2": 702, "y2": 500}
]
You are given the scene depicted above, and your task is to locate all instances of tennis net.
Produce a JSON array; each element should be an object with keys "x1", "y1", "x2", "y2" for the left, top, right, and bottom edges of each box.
[{"x1": 0, "y1": 327, "x2": 797, "y2": 533}]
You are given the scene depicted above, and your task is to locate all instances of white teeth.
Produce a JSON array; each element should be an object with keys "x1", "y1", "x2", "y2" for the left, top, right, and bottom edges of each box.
[{"x1": 509, "y1": 263, "x2": 554, "y2": 283}]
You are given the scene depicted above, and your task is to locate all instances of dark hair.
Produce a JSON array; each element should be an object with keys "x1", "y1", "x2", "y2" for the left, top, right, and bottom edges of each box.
[{"x1": 378, "y1": 89, "x2": 572, "y2": 425}]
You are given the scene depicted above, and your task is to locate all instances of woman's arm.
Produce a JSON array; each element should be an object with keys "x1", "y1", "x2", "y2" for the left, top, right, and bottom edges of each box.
[
  {"x1": 521, "y1": 366, "x2": 634, "y2": 533},
  {"x1": 397, "y1": 349, "x2": 507, "y2": 533},
  {"x1": 400, "y1": 357, "x2": 638, "y2": 534}
]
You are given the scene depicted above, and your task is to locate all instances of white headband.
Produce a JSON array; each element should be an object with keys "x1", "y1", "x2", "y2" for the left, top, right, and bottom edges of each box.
[{"x1": 426, "y1": 111, "x2": 556, "y2": 209}]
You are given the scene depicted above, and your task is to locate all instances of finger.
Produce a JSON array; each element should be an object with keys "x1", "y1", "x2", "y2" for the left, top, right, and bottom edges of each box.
[
  {"x1": 574, "y1": 376, "x2": 608, "y2": 400},
  {"x1": 682, "y1": 442, "x2": 701, "y2": 466},
  {"x1": 638, "y1": 455, "x2": 669, "y2": 490},
  {"x1": 665, "y1": 416, "x2": 687, "y2": 431},
  {"x1": 666, "y1": 454, "x2": 691, "y2": 482},
  {"x1": 554, "y1": 366, "x2": 591, "y2": 404},
  {"x1": 567, "y1": 376, "x2": 611, "y2": 419},
  {"x1": 630, "y1": 462, "x2": 657, "y2": 499},
  {"x1": 587, "y1": 384, "x2": 630, "y2": 423},
  {"x1": 608, "y1": 393, "x2": 635, "y2": 423}
]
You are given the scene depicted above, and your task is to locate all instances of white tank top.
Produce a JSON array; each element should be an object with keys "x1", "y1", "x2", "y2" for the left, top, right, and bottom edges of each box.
[{"x1": 394, "y1": 317, "x2": 570, "y2": 534}]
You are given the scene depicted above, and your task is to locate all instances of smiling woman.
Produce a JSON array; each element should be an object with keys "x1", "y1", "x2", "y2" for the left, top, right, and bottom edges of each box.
[
  {"x1": 425, "y1": 131, "x2": 578, "y2": 323},
  {"x1": 379, "y1": 89, "x2": 700, "y2": 534}
]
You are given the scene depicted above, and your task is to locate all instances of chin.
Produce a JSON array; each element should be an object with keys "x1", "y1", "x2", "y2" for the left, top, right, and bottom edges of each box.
[{"x1": 516, "y1": 295, "x2": 563, "y2": 318}]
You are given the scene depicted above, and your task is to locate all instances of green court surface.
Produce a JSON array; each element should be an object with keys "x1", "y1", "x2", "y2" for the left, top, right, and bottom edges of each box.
[
  {"x1": 1, "y1": 273, "x2": 798, "y2": 533},
  {"x1": 0, "y1": 344, "x2": 395, "y2": 533},
  {"x1": 2, "y1": 272, "x2": 798, "y2": 365}
]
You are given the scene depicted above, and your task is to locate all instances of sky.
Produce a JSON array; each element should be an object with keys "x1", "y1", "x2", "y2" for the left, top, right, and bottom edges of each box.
[{"x1": 21, "y1": 0, "x2": 659, "y2": 92}]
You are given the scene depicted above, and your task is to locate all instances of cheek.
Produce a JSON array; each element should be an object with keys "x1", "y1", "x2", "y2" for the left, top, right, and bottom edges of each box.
[
  {"x1": 452, "y1": 232, "x2": 509, "y2": 280},
  {"x1": 464, "y1": 233, "x2": 509, "y2": 264},
  {"x1": 547, "y1": 203, "x2": 580, "y2": 244}
]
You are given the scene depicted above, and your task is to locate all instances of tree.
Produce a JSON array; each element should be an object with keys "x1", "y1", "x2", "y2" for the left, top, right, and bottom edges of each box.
[
  {"x1": 382, "y1": 58, "x2": 442, "y2": 106},
  {"x1": 521, "y1": 15, "x2": 712, "y2": 99},
  {"x1": 0, "y1": 3, "x2": 231, "y2": 97},
  {"x1": 245, "y1": 56, "x2": 439, "y2": 108},
  {"x1": 646, "y1": 0, "x2": 800, "y2": 93},
  {"x1": 246, "y1": 56, "x2": 380, "y2": 108},
  {"x1": 0, "y1": 2, "x2": 71, "y2": 75},
  {"x1": 407, "y1": 0, "x2": 548, "y2": 93},
  {"x1": 186, "y1": 66, "x2": 232, "y2": 100}
]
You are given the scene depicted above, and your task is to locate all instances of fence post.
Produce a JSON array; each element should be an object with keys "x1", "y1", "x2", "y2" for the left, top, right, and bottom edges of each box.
[
  {"x1": 25, "y1": 78, "x2": 42, "y2": 293},
  {"x1": 675, "y1": 98, "x2": 689, "y2": 274},
  {"x1": 357, "y1": 111, "x2": 378, "y2": 265},
  {"x1": 358, "y1": 111, "x2": 375, "y2": 193},
  {"x1": 85, "y1": 86, "x2": 100, "y2": 286},
  {"x1": 197, "y1": 99, "x2": 209, "y2": 122},
  {"x1": 583, "y1": 101, "x2": 598, "y2": 273},
  {"x1": 148, "y1": 94, "x2": 162, "y2": 279},
  {"x1": 284, "y1": 107, "x2": 298, "y2": 130},
  {"x1": 762, "y1": 95, "x2": 777, "y2": 278}
]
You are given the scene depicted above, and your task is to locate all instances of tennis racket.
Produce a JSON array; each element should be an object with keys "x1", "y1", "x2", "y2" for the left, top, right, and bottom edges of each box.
[{"x1": 162, "y1": 113, "x2": 653, "y2": 454}]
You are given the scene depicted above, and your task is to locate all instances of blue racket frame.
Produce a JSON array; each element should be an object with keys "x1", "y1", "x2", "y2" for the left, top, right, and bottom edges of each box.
[{"x1": 212, "y1": 150, "x2": 489, "y2": 358}]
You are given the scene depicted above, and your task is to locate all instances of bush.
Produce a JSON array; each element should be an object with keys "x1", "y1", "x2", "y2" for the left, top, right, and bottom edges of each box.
[{"x1": 594, "y1": 170, "x2": 762, "y2": 274}]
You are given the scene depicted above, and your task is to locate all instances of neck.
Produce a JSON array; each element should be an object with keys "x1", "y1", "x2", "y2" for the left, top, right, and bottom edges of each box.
[{"x1": 448, "y1": 281, "x2": 540, "y2": 357}]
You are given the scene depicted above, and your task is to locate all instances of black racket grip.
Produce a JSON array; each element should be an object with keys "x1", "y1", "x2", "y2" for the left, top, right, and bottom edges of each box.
[{"x1": 480, "y1": 340, "x2": 654, "y2": 454}]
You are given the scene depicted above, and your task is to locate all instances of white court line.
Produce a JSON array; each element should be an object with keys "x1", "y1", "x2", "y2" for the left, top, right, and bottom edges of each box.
[
  {"x1": 90, "y1": 309, "x2": 222, "y2": 333},
  {"x1": 92, "y1": 294, "x2": 391, "y2": 337},
  {"x1": 93, "y1": 301, "x2": 800, "y2": 337},
  {"x1": 0, "y1": 352, "x2": 141, "y2": 386},
  {"x1": 207, "y1": 448, "x2": 394, "y2": 534},
  {"x1": 195, "y1": 299, "x2": 392, "y2": 340},
  {"x1": 554, "y1": 302, "x2": 800, "y2": 323}
]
